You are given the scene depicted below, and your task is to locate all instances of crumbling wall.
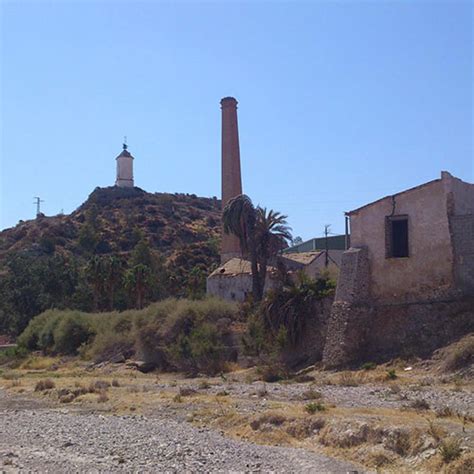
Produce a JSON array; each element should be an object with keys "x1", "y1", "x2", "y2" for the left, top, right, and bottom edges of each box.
[
  {"x1": 450, "y1": 214, "x2": 474, "y2": 296},
  {"x1": 323, "y1": 247, "x2": 371, "y2": 368},
  {"x1": 364, "y1": 298, "x2": 474, "y2": 361},
  {"x1": 281, "y1": 297, "x2": 334, "y2": 368}
]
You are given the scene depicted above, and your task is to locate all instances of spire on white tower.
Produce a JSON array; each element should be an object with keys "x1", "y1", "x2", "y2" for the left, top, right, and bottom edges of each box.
[{"x1": 115, "y1": 138, "x2": 134, "y2": 188}]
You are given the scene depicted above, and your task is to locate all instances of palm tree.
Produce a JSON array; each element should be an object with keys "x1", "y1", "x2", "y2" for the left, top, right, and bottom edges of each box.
[
  {"x1": 223, "y1": 195, "x2": 260, "y2": 299},
  {"x1": 103, "y1": 256, "x2": 123, "y2": 311},
  {"x1": 223, "y1": 195, "x2": 292, "y2": 302},
  {"x1": 125, "y1": 264, "x2": 151, "y2": 309},
  {"x1": 85, "y1": 256, "x2": 104, "y2": 311},
  {"x1": 255, "y1": 207, "x2": 292, "y2": 291}
]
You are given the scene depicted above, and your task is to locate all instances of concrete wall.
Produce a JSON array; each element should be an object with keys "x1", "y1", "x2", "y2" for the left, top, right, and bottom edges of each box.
[{"x1": 349, "y1": 179, "x2": 455, "y2": 302}]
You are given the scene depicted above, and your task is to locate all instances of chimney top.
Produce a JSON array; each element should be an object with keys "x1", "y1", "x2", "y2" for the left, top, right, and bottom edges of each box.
[{"x1": 221, "y1": 97, "x2": 238, "y2": 108}]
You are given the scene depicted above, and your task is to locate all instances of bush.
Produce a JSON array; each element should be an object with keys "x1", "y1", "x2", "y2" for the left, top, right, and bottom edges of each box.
[
  {"x1": 386, "y1": 369, "x2": 397, "y2": 380},
  {"x1": 18, "y1": 298, "x2": 238, "y2": 374},
  {"x1": 439, "y1": 438, "x2": 462, "y2": 463},
  {"x1": 53, "y1": 315, "x2": 94, "y2": 355},
  {"x1": 442, "y1": 336, "x2": 474, "y2": 372},
  {"x1": 0, "y1": 346, "x2": 28, "y2": 365},
  {"x1": 305, "y1": 402, "x2": 326, "y2": 414},
  {"x1": 409, "y1": 398, "x2": 430, "y2": 411},
  {"x1": 35, "y1": 379, "x2": 55, "y2": 391}
]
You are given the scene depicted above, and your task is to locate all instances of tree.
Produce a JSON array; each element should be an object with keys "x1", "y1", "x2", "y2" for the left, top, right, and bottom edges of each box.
[
  {"x1": 223, "y1": 194, "x2": 260, "y2": 300},
  {"x1": 223, "y1": 195, "x2": 292, "y2": 301},
  {"x1": 186, "y1": 266, "x2": 206, "y2": 300},
  {"x1": 85, "y1": 256, "x2": 105, "y2": 311},
  {"x1": 125, "y1": 264, "x2": 152, "y2": 309},
  {"x1": 292, "y1": 236, "x2": 303, "y2": 246},
  {"x1": 255, "y1": 207, "x2": 292, "y2": 294},
  {"x1": 102, "y1": 256, "x2": 124, "y2": 310}
]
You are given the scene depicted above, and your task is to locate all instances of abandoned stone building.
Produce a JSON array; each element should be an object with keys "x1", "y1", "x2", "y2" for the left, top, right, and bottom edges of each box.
[
  {"x1": 207, "y1": 95, "x2": 473, "y2": 366},
  {"x1": 323, "y1": 171, "x2": 474, "y2": 366},
  {"x1": 207, "y1": 250, "x2": 342, "y2": 302}
]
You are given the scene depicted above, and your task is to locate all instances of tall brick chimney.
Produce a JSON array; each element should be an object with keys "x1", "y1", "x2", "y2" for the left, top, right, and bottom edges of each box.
[{"x1": 221, "y1": 97, "x2": 243, "y2": 263}]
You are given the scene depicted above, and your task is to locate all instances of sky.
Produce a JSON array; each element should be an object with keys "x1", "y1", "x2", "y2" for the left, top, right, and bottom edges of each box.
[{"x1": 1, "y1": 0, "x2": 472, "y2": 240}]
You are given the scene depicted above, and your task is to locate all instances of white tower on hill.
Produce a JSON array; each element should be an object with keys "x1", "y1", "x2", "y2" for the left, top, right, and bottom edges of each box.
[{"x1": 115, "y1": 141, "x2": 134, "y2": 188}]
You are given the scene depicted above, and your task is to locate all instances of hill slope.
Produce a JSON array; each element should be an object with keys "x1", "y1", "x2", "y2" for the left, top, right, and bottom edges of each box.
[
  {"x1": 0, "y1": 187, "x2": 222, "y2": 335},
  {"x1": 0, "y1": 186, "x2": 221, "y2": 262}
]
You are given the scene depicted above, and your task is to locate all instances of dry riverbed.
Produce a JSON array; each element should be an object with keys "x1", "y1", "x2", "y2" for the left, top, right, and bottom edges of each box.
[{"x1": 0, "y1": 356, "x2": 472, "y2": 473}]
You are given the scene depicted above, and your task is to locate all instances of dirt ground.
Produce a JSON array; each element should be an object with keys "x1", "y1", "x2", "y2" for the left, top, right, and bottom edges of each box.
[{"x1": 1, "y1": 352, "x2": 472, "y2": 473}]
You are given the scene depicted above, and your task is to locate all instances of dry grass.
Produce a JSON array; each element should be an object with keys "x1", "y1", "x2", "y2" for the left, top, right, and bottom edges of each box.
[
  {"x1": 300, "y1": 388, "x2": 322, "y2": 400},
  {"x1": 20, "y1": 356, "x2": 59, "y2": 371},
  {"x1": 97, "y1": 391, "x2": 109, "y2": 403},
  {"x1": 336, "y1": 371, "x2": 366, "y2": 386},
  {"x1": 440, "y1": 334, "x2": 474, "y2": 372},
  {"x1": 34, "y1": 379, "x2": 55, "y2": 391},
  {"x1": 0, "y1": 357, "x2": 471, "y2": 474},
  {"x1": 439, "y1": 437, "x2": 463, "y2": 463}
]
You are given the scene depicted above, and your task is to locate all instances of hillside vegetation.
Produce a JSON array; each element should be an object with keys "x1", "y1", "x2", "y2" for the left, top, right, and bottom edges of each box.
[
  {"x1": 0, "y1": 187, "x2": 222, "y2": 336},
  {"x1": 18, "y1": 298, "x2": 238, "y2": 375}
]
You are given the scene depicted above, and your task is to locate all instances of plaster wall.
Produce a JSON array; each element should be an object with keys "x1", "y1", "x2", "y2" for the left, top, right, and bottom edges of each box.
[
  {"x1": 304, "y1": 254, "x2": 340, "y2": 280},
  {"x1": 207, "y1": 274, "x2": 278, "y2": 302},
  {"x1": 444, "y1": 172, "x2": 474, "y2": 215},
  {"x1": 116, "y1": 157, "x2": 134, "y2": 187},
  {"x1": 350, "y1": 180, "x2": 454, "y2": 302}
]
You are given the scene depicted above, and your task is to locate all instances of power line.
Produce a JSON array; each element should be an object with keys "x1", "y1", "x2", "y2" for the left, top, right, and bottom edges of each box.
[{"x1": 33, "y1": 196, "x2": 44, "y2": 218}]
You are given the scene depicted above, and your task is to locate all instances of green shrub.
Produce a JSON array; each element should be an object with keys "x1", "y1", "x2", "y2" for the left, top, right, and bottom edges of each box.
[
  {"x1": 17, "y1": 298, "x2": 238, "y2": 374},
  {"x1": 304, "y1": 402, "x2": 326, "y2": 414},
  {"x1": 0, "y1": 345, "x2": 28, "y2": 365},
  {"x1": 439, "y1": 437, "x2": 462, "y2": 463},
  {"x1": 260, "y1": 274, "x2": 336, "y2": 348},
  {"x1": 386, "y1": 369, "x2": 397, "y2": 380},
  {"x1": 53, "y1": 314, "x2": 94, "y2": 355},
  {"x1": 361, "y1": 362, "x2": 377, "y2": 370}
]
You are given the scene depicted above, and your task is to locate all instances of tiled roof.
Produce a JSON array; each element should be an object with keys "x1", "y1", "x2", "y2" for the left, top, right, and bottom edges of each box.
[
  {"x1": 209, "y1": 258, "x2": 277, "y2": 277},
  {"x1": 281, "y1": 251, "x2": 323, "y2": 265}
]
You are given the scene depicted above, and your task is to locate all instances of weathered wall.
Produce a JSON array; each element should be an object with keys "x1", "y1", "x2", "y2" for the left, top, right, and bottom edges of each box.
[
  {"x1": 323, "y1": 247, "x2": 371, "y2": 368},
  {"x1": 206, "y1": 274, "x2": 278, "y2": 302},
  {"x1": 281, "y1": 297, "x2": 334, "y2": 368},
  {"x1": 305, "y1": 251, "x2": 342, "y2": 280},
  {"x1": 364, "y1": 298, "x2": 474, "y2": 361},
  {"x1": 323, "y1": 298, "x2": 474, "y2": 368},
  {"x1": 445, "y1": 172, "x2": 474, "y2": 215},
  {"x1": 116, "y1": 156, "x2": 134, "y2": 187},
  {"x1": 350, "y1": 179, "x2": 454, "y2": 302},
  {"x1": 450, "y1": 214, "x2": 474, "y2": 295}
]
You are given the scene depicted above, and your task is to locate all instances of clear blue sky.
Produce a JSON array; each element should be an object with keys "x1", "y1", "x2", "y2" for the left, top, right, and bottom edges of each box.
[{"x1": 1, "y1": 0, "x2": 472, "y2": 239}]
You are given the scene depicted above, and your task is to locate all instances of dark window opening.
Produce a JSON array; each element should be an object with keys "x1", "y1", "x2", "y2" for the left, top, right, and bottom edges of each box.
[{"x1": 386, "y1": 216, "x2": 409, "y2": 258}]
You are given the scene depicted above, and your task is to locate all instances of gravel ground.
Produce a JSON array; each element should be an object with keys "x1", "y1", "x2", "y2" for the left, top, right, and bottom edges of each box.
[
  {"x1": 159, "y1": 379, "x2": 473, "y2": 414},
  {"x1": 0, "y1": 389, "x2": 364, "y2": 473}
]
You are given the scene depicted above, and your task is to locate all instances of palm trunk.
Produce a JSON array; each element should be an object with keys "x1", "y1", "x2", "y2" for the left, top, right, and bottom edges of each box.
[
  {"x1": 258, "y1": 255, "x2": 268, "y2": 300},
  {"x1": 249, "y1": 237, "x2": 262, "y2": 301}
]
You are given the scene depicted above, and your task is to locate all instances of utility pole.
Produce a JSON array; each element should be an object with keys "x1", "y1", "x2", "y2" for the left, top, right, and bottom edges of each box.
[{"x1": 34, "y1": 197, "x2": 44, "y2": 218}]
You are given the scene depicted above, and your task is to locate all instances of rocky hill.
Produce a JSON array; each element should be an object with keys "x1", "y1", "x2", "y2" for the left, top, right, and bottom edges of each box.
[
  {"x1": 0, "y1": 187, "x2": 223, "y2": 336},
  {"x1": 0, "y1": 186, "x2": 222, "y2": 266}
]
